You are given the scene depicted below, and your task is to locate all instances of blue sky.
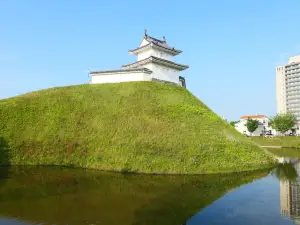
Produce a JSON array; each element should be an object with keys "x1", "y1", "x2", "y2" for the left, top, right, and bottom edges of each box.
[{"x1": 1, "y1": 0, "x2": 300, "y2": 120}]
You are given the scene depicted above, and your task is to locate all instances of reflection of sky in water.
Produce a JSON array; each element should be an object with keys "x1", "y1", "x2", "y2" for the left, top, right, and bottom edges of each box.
[
  {"x1": 188, "y1": 175, "x2": 295, "y2": 225},
  {"x1": 0, "y1": 219, "x2": 30, "y2": 225}
]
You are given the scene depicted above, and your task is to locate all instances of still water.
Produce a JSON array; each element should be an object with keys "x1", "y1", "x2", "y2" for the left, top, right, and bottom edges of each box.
[{"x1": 0, "y1": 157, "x2": 300, "y2": 225}]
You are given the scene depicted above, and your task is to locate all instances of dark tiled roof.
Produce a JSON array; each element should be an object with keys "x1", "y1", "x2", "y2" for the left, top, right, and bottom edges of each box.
[
  {"x1": 145, "y1": 34, "x2": 165, "y2": 44},
  {"x1": 145, "y1": 34, "x2": 181, "y2": 52},
  {"x1": 129, "y1": 42, "x2": 181, "y2": 55},
  {"x1": 90, "y1": 68, "x2": 152, "y2": 75},
  {"x1": 122, "y1": 56, "x2": 189, "y2": 71},
  {"x1": 129, "y1": 34, "x2": 182, "y2": 55}
]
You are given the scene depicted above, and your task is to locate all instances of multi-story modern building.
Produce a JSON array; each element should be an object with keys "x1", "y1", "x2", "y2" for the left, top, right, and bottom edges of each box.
[{"x1": 276, "y1": 55, "x2": 300, "y2": 121}]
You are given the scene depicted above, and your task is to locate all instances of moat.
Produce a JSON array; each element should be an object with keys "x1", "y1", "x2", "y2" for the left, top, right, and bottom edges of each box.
[{"x1": 0, "y1": 151, "x2": 299, "y2": 225}]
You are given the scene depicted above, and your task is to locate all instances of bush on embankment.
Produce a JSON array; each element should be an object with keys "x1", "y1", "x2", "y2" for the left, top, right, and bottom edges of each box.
[{"x1": 0, "y1": 82, "x2": 275, "y2": 173}]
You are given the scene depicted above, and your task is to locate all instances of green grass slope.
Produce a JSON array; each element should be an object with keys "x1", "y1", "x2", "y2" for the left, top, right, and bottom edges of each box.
[{"x1": 0, "y1": 82, "x2": 275, "y2": 173}]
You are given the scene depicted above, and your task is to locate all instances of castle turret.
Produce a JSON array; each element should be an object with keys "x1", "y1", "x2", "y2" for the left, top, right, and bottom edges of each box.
[{"x1": 89, "y1": 30, "x2": 188, "y2": 87}]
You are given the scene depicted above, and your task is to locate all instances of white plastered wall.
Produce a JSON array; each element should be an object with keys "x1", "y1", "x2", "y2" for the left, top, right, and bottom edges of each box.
[
  {"x1": 137, "y1": 48, "x2": 173, "y2": 61},
  {"x1": 143, "y1": 63, "x2": 180, "y2": 85},
  {"x1": 91, "y1": 72, "x2": 152, "y2": 84}
]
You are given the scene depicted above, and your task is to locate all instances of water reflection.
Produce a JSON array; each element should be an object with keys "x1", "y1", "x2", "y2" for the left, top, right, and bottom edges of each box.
[
  {"x1": 277, "y1": 157, "x2": 300, "y2": 224},
  {"x1": 273, "y1": 160, "x2": 298, "y2": 181},
  {"x1": 0, "y1": 166, "x2": 269, "y2": 225},
  {"x1": 186, "y1": 157, "x2": 300, "y2": 225}
]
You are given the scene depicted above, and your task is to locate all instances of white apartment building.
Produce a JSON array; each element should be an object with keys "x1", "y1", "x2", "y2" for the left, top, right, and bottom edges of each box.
[{"x1": 276, "y1": 55, "x2": 300, "y2": 121}]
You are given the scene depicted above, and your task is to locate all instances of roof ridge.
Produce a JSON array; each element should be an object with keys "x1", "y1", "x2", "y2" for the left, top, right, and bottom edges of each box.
[{"x1": 145, "y1": 34, "x2": 165, "y2": 44}]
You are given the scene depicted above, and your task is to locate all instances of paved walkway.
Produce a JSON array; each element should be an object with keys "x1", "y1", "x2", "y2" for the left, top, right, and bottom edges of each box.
[{"x1": 260, "y1": 146, "x2": 282, "y2": 148}]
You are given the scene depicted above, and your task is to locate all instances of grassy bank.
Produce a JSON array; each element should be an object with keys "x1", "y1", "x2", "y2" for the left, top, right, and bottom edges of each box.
[
  {"x1": 0, "y1": 82, "x2": 275, "y2": 173},
  {"x1": 251, "y1": 136, "x2": 300, "y2": 148},
  {"x1": 267, "y1": 148, "x2": 300, "y2": 158}
]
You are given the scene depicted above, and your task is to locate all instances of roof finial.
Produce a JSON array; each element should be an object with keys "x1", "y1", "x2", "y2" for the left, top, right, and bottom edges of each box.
[
  {"x1": 144, "y1": 28, "x2": 147, "y2": 37},
  {"x1": 163, "y1": 36, "x2": 166, "y2": 42}
]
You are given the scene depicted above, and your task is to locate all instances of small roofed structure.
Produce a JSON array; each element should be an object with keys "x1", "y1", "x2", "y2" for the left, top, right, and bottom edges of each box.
[
  {"x1": 240, "y1": 115, "x2": 266, "y2": 120},
  {"x1": 89, "y1": 30, "x2": 189, "y2": 87}
]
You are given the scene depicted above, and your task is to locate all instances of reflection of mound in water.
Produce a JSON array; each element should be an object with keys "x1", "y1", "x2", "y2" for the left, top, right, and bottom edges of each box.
[
  {"x1": 0, "y1": 167, "x2": 270, "y2": 225},
  {"x1": 0, "y1": 137, "x2": 10, "y2": 166},
  {"x1": 0, "y1": 137, "x2": 10, "y2": 187}
]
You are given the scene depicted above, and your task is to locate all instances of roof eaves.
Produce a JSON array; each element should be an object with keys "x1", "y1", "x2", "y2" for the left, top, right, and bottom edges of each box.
[
  {"x1": 151, "y1": 56, "x2": 189, "y2": 69},
  {"x1": 129, "y1": 42, "x2": 181, "y2": 55},
  {"x1": 122, "y1": 56, "x2": 189, "y2": 71},
  {"x1": 152, "y1": 42, "x2": 182, "y2": 54},
  {"x1": 90, "y1": 68, "x2": 152, "y2": 75},
  {"x1": 128, "y1": 43, "x2": 151, "y2": 54}
]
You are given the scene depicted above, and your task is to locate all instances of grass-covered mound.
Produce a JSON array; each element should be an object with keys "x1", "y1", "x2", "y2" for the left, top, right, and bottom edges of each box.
[{"x1": 0, "y1": 82, "x2": 275, "y2": 173}]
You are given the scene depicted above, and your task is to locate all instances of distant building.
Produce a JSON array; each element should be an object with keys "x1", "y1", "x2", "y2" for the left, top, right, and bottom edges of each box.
[
  {"x1": 234, "y1": 114, "x2": 300, "y2": 136},
  {"x1": 234, "y1": 115, "x2": 273, "y2": 136},
  {"x1": 276, "y1": 55, "x2": 300, "y2": 121},
  {"x1": 89, "y1": 30, "x2": 189, "y2": 87}
]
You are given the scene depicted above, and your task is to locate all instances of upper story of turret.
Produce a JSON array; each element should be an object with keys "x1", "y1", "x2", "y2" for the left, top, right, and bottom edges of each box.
[
  {"x1": 122, "y1": 30, "x2": 188, "y2": 72},
  {"x1": 128, "y1": 30, "x2": 182, "y2": 61}
]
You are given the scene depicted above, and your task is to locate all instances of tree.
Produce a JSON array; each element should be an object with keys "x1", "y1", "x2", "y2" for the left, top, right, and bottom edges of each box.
[
  {"x1": 245, "y1": 118, "x2": 259, "y2": 136},
  {"x1": 271, "y1": 113, "x2": 296, "y2": 135},
  {"x1": 229, "y1": 121, "x2": 236, "y2": 127}
]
